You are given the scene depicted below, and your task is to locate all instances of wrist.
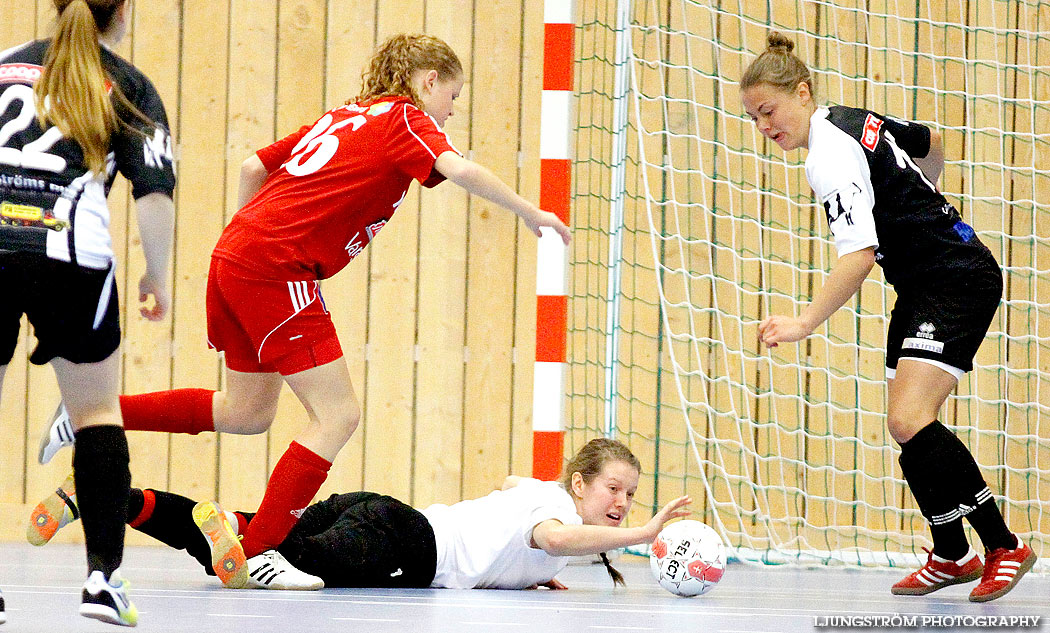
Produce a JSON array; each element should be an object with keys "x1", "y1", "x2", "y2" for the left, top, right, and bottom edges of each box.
[{"x1": 798, "y1": 310, "x2": 820, "y2": 334}]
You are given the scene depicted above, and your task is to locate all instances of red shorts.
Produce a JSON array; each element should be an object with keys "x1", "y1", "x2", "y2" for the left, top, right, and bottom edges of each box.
[{"x1": 206, "y1": 257, "x2": 343, "y2": 375}]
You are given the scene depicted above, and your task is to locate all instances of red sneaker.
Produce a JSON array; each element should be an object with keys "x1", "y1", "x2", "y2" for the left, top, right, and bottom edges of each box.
[
  {"x1": 892, "y1": 549, "x2": 983, "y2": 595},
  {"x1": 969, "y1": 538, "x2": 1035, "y2": 602}
]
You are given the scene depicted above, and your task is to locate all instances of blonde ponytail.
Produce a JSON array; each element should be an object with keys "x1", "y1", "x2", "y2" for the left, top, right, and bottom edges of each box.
[{"x1": 35, "y1": 0, "x2": 121, "y2": 174}]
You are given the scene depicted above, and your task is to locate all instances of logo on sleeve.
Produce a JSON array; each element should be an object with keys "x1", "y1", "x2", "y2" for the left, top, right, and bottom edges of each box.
[
  {"x1": 0, "y1": 63, "x2": 43, "y2": 84},
  {"x1": 822, "y1": 183, "x2": 862, "y2": 227},
  {"x1": 861, "y1": 113, "x2": 883, "y2": 151},
  {"x1": 143, "y1": 128, "x2": 174, "y2": 171}
]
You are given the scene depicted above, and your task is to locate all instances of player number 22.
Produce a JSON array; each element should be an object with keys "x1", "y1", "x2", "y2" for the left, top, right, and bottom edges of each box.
[
  {"x1": 284, "y1": 113, "x2": 367, "y2": 176},
  {"x1": 0, "y1": 84, "x2": 67, "y2": 173}
]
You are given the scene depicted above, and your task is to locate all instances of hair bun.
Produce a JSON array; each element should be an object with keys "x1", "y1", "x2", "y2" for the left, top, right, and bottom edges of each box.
[{"x1": 766, "y1": 31, "x2": 795, "y2": 53}]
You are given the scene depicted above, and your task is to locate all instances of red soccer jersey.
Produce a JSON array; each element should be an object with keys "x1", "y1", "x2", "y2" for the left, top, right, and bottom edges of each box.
[{"x1": 213, "y1": 96, "x2": 458, "y2": 279}]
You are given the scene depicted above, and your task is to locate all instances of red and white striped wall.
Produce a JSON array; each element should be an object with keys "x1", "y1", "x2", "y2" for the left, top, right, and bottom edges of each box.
[{"x1": 533, "y1": 0, "x2": 574, "y2": 482}]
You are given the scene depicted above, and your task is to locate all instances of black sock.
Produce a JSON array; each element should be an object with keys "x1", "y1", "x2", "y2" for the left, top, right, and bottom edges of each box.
[
  {"x1": 73, "y1": 425, "x2": 131, "y2": 578},
  {"x1": 933, "y1": 432, "x2": 1016, "y2": 552},
  {"x1": 898, "y1": 422, "x2": 971, "y2": 560},
  {"x1": 129, "y1": 489, "x2": 215, "y2": 574},
  {"x1": 127, "y1": 488, "x2": 145, "y2": 522}
]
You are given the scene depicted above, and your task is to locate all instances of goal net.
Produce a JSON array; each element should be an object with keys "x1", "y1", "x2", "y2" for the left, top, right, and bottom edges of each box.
[{"x1": 567, "y1": 0, "x2": 1049, "y2": 567}]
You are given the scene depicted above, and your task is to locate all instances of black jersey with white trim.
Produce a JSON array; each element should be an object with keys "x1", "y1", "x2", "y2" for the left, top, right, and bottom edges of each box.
[
  {"x1": 805, "y1": 105, "x2": 991, "y2": 289},
  {"x1": 0, "y1": 40, "x2": 176, "y2": 268}
]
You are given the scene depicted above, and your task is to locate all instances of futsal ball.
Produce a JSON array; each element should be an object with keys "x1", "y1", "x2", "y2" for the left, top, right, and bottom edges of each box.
[{"x1": 649, "y1": 520, "x2": 725, "y2": 597}]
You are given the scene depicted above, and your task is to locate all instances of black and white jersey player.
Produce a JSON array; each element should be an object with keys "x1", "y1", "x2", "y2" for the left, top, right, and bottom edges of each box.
[
  {"x1": 805, "y1": 105, "x2": 1002, "y2": 378},
  {"x1": 806, "y1": 105, "x2": 993, "y2": 289},
  {"x1": 744, "y1": 34, "x2": 1031, "y2": 604},
  {"x1": 0, "y1": 39, "x2": 175, "y2": 268}
]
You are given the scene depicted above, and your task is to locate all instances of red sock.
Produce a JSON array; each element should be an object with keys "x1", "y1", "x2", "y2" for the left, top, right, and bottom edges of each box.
[
  {"x1": 128, "y1": 489, "x2": 156, "y2": 528},
  {"x1": 240, "y1": 441, "x2": 331, "y2": 558},
  {"x1": 119, "y1": 389, "x2": 215, "y2": 434}
]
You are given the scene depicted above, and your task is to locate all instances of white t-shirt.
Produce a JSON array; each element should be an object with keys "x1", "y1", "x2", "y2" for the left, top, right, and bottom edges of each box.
[
  {"x1": 421, "y1": 478, "x2": 582, "y2": 589},
  {"x1": 805, "y1": 106, "x2": 879, "y2": 258}
]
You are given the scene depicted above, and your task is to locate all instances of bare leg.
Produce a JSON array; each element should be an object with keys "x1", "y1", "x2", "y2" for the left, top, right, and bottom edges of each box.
[
  {"x1": 210, "y1": 368, "x2": 284, "y2": 434},
  {"x1": 886, "y1": 359, "x2": 957, "y2": 444},
  {"x1": 283, "y1": 356, "x2": 360, "y2": 461}
]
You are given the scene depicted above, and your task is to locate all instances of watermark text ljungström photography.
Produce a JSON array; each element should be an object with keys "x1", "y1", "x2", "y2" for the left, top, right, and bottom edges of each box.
[{"x1": 813, "y1": 614, "x2": 1042, "y2": 629}]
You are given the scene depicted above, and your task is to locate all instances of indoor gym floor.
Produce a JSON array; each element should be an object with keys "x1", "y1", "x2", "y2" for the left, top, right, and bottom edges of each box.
[{"x1": 0, "y1": 543, "x2": 1046, "y2": 632}]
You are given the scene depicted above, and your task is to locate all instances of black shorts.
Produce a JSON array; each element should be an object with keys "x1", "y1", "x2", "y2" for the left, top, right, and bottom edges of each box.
[
  {"x1": 886, "y1": 263, "x2": 1002, "y2": 376},
  {"x1": 273, "y1": 492, "x2": 437, "y2": 588},
  {"x1": 0, "y1": 252, "x2": 120, "y2": 366}
]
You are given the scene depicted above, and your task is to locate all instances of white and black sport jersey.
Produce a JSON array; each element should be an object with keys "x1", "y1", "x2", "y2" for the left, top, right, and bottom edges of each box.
[
  {"x1": 805, "y1": 105, "x2": 991, "y2": 289},
  {"x1": 0, "y1": 39, "x2": 175, "y2": 269}
]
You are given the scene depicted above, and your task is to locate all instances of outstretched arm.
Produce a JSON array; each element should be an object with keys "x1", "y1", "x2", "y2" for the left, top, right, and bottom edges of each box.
[
  {"x1": 434, "y1": 152, "x2": 571, "y2": 245},
  {"x1": 530, "y1": 495, "x2": 691, "y2": 557},
  {"x1": 759, "y1": 247, "x2": 875, "y2": 347}
]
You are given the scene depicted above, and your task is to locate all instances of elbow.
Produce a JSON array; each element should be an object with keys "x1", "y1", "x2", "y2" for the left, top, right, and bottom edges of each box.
[
  {"x1": 442, "y1": 157, "x2": 481, "y2": 187},
  {"x1": 927, "y1": 130, "x2": 943, "y2": 157},
  {"x1": 539, "y1": 529, "x2": 574, "y2": 557},
  {"x1": 858, "y1": 248, "x2": 877, "y2": 274},
  {"x1": 241, "y1": 155, "x2": 268, "y2": 180}
]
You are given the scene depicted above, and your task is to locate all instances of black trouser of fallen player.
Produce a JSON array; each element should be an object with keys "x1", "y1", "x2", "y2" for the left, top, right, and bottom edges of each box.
[{"x1": 269, "y1": 492, "x2": 437, "y2": 588}]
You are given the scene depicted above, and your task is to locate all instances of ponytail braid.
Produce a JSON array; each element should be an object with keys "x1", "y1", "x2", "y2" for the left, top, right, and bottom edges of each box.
[{"x1": 600, "y1": 552, "x2": 626, "y2": 587}]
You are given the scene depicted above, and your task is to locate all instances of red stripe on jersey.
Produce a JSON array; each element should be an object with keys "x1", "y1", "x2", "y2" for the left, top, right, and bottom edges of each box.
[{"x1": 543, "y1": 23, "x2": 574, "y2": 91}]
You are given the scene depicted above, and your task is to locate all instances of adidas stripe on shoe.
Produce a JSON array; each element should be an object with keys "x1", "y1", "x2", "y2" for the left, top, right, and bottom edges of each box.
[
  {"x1": 969, "y1": 537, "x2": 1036, "y2": 602},
  {"x1": 27, "y1": 471, "x2": 78, "y2": 546},
  {"x1": 192, "y1": 501, "x2": 248, "y2": 588},
  {"x1": 38, "y1": 402, "x2": 74, "y2": 465},
  {"x1": 246, "y1": 550, "x2": 323, "y2": 591},
  {"x1": 80, "y1": 569, "x2": 138, "y2": 627},
  {"x1": 891, "y1": 548, "x2": 983, "y2": 596}
]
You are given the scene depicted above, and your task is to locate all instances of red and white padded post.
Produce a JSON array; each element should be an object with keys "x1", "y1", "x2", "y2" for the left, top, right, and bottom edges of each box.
[{"x1": 533, "y1": 0, "x2": 573, "y2": 481}]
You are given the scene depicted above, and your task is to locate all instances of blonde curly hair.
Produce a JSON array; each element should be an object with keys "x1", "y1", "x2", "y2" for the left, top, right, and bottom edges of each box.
[{"x1": 353, "y1": 33, "x2": 462, "y2": 106}]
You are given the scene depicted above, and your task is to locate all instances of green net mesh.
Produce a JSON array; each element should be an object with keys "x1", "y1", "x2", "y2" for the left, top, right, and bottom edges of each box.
[{"x1": 567, "y1": 0, "x2": 1050, "y2": 567}]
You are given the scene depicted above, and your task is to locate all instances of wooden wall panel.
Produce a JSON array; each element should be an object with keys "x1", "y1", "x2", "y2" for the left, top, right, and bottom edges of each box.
[
  {"x1": 361, "y1": 0, "x2": 426, "y2": 501},
  {"x1": 413, "y1": 0, "x2": 472, "y2": 507},
  {"x1": 0, "y1": 0, "x2": 550, "y2": 540},
  {"x1": 461, "y1": 0, "x2": 527, "y2": 501},
  {"x1": 120, "y1": 0, "x2": 181, "y2": 497},
  {"x1": 512, "y1": 0, "x2": 543, "y2": 490},
  {"x1": 167, "y1": 0, "x2": 230, "y2": 501}
]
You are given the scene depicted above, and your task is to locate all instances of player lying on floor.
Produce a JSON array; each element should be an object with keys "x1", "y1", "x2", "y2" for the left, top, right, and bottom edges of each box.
[{"x1": 29, "y1": 438, "x2": 691, "y2": 591}]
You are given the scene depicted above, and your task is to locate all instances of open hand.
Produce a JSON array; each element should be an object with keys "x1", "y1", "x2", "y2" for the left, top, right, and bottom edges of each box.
[
  {"x1": 644, "y1": 495, "x2": 692, "y2": 541},
  {"x1": 524, "y1": 209, "x2": 571, "y2": 245}
]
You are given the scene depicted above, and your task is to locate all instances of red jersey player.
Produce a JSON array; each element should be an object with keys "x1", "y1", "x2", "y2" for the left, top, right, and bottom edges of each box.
[{"x1": 36, "y1": 33, "x2": 571, "y2": 590}]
